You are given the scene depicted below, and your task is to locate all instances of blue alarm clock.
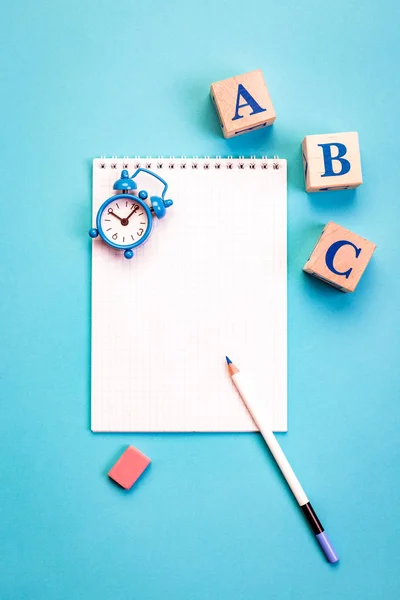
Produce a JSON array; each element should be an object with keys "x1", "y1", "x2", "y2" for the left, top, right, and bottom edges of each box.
[{"x1": 89, "y1": 168, "x2": 173, "y2": 259}]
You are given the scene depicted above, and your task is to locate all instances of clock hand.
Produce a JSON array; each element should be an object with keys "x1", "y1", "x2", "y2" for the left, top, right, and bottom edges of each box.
[
  {"x1": 125, "y1": 205, "x2": 140, "y2": 221},
  {"x1": 108, "y1": 208, "x2": 123, "y2": 221}
]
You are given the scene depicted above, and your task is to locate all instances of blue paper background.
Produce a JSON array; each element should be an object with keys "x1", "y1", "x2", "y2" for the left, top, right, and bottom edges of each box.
[{"x1": 1, "y1": 1, "x2": 399, "y2": 598}]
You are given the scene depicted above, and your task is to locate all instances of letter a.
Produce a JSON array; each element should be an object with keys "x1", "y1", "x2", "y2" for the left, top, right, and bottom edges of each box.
[
  {"x1": 318, "y1": 143, "x2": 351, "y2": 177},
  {"x1": 232, "y1": 84, "x2": 266, "y2": 121}
]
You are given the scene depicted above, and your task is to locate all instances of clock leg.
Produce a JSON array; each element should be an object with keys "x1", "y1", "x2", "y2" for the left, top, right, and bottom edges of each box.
[{"x1": 124, "y1": 249, "x2": 134, "y2": 259}]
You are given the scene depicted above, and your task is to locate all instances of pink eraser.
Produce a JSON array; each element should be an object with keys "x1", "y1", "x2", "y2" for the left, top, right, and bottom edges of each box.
[{"x1": 108, "y1": 445, "x2": 151, "y2": 490}]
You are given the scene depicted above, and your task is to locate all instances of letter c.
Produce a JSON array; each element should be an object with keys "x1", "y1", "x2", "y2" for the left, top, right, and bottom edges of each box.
[{"x1": 325, "y1": 240, "x2": 362, "y2": 279}]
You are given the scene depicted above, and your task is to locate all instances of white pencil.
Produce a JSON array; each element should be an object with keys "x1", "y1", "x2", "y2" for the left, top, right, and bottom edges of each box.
[{"x1": 226, "y1": 356, "x2": 339, "y2": 564}]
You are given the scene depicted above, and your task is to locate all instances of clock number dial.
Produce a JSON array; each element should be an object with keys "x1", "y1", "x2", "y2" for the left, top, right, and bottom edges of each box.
[{"x1": 100, "y1": 197, "x2": 150, "y2": 247}]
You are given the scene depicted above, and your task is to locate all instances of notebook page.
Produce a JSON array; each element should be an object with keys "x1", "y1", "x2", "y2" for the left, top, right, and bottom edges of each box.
[{"x1": 91, "y1": 157, "x2": 287, "y2": 432}]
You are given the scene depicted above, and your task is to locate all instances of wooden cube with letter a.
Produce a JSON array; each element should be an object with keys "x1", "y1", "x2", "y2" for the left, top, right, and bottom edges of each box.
[
  {"x1": 302, "y1": 132, "x2": 363, "y2": 192},
  {"x1": 210, "y1": 70, "x2": 276, "y2": 138},
  {"x1": 303, "y1": 222, "x2": 376, "y2": 292}
]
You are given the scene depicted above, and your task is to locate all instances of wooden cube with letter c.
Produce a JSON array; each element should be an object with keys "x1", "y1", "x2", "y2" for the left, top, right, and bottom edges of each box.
[
  {"x1": 210, "y1": 70, "x2": 276, "y2": 138},
  {"x1": 302, "y1": 132, "x2": 363, "y2": 192},
  {"x1": 303, "y1": 222, "x2": 376, "y2": 292}
]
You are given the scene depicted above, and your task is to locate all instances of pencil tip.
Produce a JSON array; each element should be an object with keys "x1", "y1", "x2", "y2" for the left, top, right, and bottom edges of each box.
[{"x1": 225, "y1": 356, "x2": 232, "y2": 365}]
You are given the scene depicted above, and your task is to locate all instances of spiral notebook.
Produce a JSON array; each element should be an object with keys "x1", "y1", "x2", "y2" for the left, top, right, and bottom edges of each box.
[{"x1": 91, "y1": 157, "x2": 287, "y2": 432}]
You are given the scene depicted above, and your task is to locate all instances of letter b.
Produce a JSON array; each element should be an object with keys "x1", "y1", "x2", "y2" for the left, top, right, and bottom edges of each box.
[{"x1": 318, "y1": 143, "x2": 351, "y2": 177}]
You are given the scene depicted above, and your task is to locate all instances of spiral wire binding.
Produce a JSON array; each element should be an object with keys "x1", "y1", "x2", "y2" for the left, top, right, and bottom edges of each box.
[{"x1": 97, "y1": 156, "x2": 282, "y2": 170}]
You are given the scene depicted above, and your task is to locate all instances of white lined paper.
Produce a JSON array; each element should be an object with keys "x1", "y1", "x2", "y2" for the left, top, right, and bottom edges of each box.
[{"x1": 91, "y1": 157, "x2": 287, "y2": 432}]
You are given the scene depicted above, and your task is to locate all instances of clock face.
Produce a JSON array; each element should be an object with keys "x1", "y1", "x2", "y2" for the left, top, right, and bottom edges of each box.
[{"x1": 99, "y1": 196, "x2": 151, "y2": 248}]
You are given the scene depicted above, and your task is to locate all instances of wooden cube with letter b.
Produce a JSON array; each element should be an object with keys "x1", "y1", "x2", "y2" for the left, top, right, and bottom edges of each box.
[
  {"x1": 303, "y1": 222, "x2": 376, "y2": 292},
  {"x1": 302, "y1": 132, "x2": 363, "y2": 192},
  {"x1": 210, "y1": 70, "x2": 276, "y2": 138}
]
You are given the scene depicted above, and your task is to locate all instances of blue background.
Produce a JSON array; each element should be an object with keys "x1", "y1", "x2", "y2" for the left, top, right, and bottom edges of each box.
[{"x1": 1, "y1": 1, "x2": 399, "y2": 598}]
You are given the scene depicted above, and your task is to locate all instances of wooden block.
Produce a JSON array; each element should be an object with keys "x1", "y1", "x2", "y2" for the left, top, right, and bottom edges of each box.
[
  {"x1": 210, "y1": 70, "x2": 276, "y2": 138},
  {"x1": 108, "y1": 445, "x2": 151, "y2": 490},
  {"x1": 303, "y1": 222, "x2": 376, "y2": 292},
  {"x1": 302, "y1": 132, "x2": 363, "y2": 192}
]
